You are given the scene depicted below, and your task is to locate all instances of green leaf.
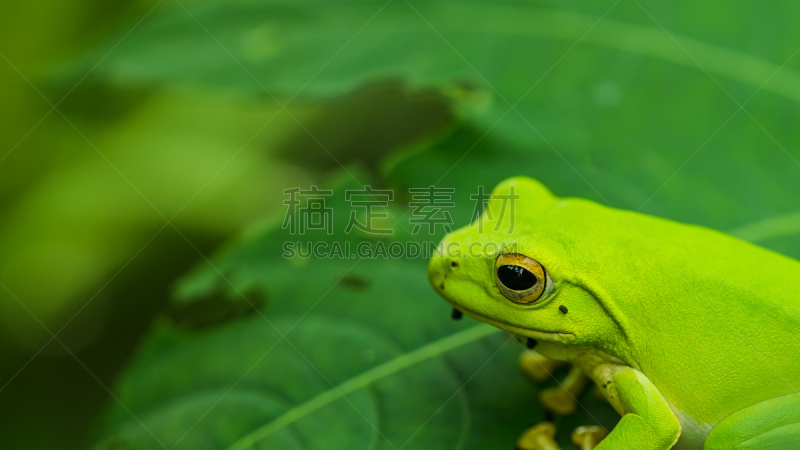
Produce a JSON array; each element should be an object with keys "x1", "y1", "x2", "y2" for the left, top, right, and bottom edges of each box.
[
  {"x1": 91, "y1": 0, "x2": 800, "y2": 257},
  {"x1": 90, "y1": 3, "x2": 800, "y2": 448},
  {"x1": 382, "y1": 107, "x2": 800, "y2": 258},
  {"x1": 93, "y1": 1, "x2": 800, "y2": 102},
  {"x1": 94, "y1": 174, "x2": 620, "y2": 449}
]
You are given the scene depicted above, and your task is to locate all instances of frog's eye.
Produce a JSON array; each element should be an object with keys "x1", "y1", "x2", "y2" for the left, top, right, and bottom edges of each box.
[{"x1": 495, "y1": 253, "x2": 552, "y2": 304}]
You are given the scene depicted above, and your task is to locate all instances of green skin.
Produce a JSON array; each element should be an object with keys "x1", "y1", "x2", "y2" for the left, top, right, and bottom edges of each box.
[{"x1": 428, "y1": 177, "x2": 800, "y2": 449}]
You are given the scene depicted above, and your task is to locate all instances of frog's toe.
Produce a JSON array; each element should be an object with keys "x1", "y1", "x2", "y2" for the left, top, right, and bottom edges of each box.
[
  {"x1": 519, "y1": 351, "x2": 566, "y2": 382},
  {"x1": 540, "y1": 387, "x2": 577, "y2": 415},
  {"x1": 540, "y1": 365, "x2": 590, "y2": 415},
  {"x1": 516, "y1": 422, "x2": 561, "y2": 450},
  {"x1": 571, "y1": 425, "x2": 607, "y2": 450}
]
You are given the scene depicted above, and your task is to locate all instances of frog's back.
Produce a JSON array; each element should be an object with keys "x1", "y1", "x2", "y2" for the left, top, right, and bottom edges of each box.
[{"x1": 553, "y1": 198, "x2": 800, "y2": 424}]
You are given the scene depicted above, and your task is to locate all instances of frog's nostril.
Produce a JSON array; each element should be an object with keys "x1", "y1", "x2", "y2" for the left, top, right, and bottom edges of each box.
[{"x1": 450, "y1": 261, "x2": 459, "y2": 268}]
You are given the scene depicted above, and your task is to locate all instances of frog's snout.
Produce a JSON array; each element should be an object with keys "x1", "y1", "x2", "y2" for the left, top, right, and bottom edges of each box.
[
  {"x1": 427, "y1": 250, "x2": 459, "y2": 296},
  {"x1": 429, "y1": 252, "x2": 466, "y2": 321}
]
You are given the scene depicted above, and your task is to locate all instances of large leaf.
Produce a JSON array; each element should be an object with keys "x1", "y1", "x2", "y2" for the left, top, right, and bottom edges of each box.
[
  {"x1": 90, "y1": 0, "x2": 800, "y2": 255},
  {"x1": 90, "y1": 2, "x2": 800, "y2": 448},
  {"x1": 94, "y1": 174, "x2": 618, "y2": 449},
  {"x1": 93, "y1": 1, "x2": 800, "y2": 101},
  {"x1": 383, "y1": 118, "x2": 800, "y2": 260}
]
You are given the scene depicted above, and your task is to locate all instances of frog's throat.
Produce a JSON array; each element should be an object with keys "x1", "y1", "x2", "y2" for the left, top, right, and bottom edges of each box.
[{"x1": 447, "y1": 302, "x2": 575, "y2": 343}]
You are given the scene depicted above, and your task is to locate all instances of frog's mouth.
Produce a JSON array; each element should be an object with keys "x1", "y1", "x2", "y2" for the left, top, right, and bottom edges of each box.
[{"x1": 446, "y1": 301, "x2": 575, "y2": 342}]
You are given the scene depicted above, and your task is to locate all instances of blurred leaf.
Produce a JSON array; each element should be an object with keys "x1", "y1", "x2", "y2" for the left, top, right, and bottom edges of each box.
[
  {"x1": 383, "y1": 109, "x2": 800, "y2": 259},
  {"x1": 0, "y1": 92, "x2": 310, "y2": 347},
  {"x1": 90, "y1": 0, "x2": 800, "y2": 257},
  {"x1": 276, "y1": 83, "x2": 454, "y2": 173},
  {"x1": 92, "y1": 1, "x2": 800, "y2": 101}
]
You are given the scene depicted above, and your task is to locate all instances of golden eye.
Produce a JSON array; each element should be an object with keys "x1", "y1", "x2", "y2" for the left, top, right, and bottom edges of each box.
[{"x1": 495, "y1": 253, "x2": 550, "y2": 304}]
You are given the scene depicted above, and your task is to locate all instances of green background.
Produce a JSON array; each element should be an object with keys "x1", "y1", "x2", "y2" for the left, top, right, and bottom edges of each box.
[{"x1": 2, "y1": 0, "x2": 800, "y2": 448}]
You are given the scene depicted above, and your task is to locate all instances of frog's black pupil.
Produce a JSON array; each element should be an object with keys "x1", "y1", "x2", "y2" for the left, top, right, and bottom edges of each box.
[{"x1": 497, "y1": 265, "x2": 538, "y2": 291}]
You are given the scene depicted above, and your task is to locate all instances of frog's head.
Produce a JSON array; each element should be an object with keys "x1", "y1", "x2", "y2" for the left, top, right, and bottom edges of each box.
[{"x1": 428, "y1": 177, "x2": 622, "y2": 352}]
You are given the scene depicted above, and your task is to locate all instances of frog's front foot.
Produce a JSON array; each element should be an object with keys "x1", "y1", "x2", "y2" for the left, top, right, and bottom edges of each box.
[{"x1": 516, "y1": 423, "x2": 607, "y2": 450}]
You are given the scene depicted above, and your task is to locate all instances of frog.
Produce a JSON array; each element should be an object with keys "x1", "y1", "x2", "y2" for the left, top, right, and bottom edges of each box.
[{"x1": 427, "y1": 177, "x2": 800, "y2": 449}]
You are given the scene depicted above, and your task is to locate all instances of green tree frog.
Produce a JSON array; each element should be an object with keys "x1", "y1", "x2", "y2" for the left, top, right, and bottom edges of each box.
[{"x1": 428, "y1": 177, "x2": 800, "y2": 449}]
